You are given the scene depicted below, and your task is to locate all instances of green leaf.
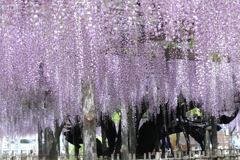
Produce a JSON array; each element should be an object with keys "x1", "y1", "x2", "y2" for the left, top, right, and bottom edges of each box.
[
  {"x1": 189, "y1": 38, "x2": 195, "y2": 48},
  {"x1": 112, "y1": 112, "x2": 120, "y2": 124},
  {"x1": 165, "y1": 41, "x2": 181, "y2": 49},
  {"x1": 165, "y1": 42, "x2": 170, "y2": 49},
  {"x1": 212, "y1": 54, "x2": 221, "y2": 62},
  {"x1": 142, "y1": 112, "x2": 147, "y2": 118},
  {"x1": 188, "y1": 108, "x2": 202, "y2": 116}
]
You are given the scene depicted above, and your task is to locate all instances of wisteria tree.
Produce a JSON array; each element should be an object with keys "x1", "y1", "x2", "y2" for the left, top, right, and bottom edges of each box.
[{"x1": 0, "y1": 0, "x2": 240, "y2": 159}]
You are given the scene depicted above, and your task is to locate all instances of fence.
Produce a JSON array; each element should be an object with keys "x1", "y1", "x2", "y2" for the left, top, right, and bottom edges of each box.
[{"x1": 1, "y1": 149, "x2": 240, "y2": 160}]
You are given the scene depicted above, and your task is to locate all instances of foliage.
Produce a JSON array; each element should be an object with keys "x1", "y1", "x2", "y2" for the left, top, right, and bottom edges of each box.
[
  {"x1": 189, "y1": 38, "x2": 196, "y2": 48},
  {"x1": 165, "y1": 41, "x2": 181, "y2": 49},
  {"x1": 188, "y1": 108, "x2": 202, "y2": 117},
  {"x1": 212, "y1": 54, "x2": 221, "y2": 62},
  {"x1": 69, "y1": 144, "x2": 83, "y2": 156},
  {"x1": 112, "y1": 112, "x2": 121, "y2": 124}
]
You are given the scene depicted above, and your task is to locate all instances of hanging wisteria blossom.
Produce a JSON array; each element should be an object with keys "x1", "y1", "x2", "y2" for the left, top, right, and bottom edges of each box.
[{"x1": 0, "y1": 0, "x2": 239, "y2": 135}]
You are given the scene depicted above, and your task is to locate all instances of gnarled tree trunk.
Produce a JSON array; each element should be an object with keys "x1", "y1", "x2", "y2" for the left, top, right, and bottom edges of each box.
[
  {"x1": 82, "y1": 82, "x2": 97, "y2": 160},
  {"x1": 120, "y1": 104, "x2": 129, "y2": 160},
  {"x1": 211, "y1": 116, "x2": 218, "y2": 159},
  {"x1": 38, "y1": 123, "x2": 43, "y2": 160},
  {"x1": 43, "y1": 119, "x2": 65, "y2": 160},
  {"x1": 44, "y1": 127, "x2": 56, "y2": 160},
  {"x1": 128, "y1": 108, "x2": 136, "y2": 155}
]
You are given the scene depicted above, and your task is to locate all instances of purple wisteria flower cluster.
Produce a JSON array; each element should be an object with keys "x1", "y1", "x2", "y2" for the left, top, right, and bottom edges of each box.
[{"x1": 0, "y1": 0, "x2": 239, "y2": 135}]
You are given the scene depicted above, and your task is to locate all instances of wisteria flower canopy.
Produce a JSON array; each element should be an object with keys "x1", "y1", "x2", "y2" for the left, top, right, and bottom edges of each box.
[{"x1": 0, "y1": 0, "x2": 239, "y2": 135}]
